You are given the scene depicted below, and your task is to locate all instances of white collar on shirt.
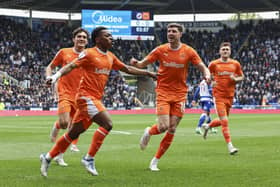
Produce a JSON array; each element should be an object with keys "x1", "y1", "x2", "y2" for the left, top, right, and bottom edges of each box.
[
  {"x1": 96, "y1": 47, "x2": 108, "y2": 55},
  {"x1": 168, "y1": 43, "x2": 182, "y2": 51},
  {"x1": 72, "y1": 47, "x2": 83, "y2": 54}
]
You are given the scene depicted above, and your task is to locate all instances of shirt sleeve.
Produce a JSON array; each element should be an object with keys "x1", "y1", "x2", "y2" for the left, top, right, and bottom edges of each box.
[
  {"x1": 235, "y1": 61, "x2": 243, "y2": 76},
  {"x1": 189, "y1": 47, "x2": 202, "y2": 65},
  {"x1": 51, "y1": 49, "x2": 63, "y2": 67},
  {"x1": 208, "y1": 61, "x2": 215, "y2": 74},
  {"x1": 145, "y1": 47, "x2": 160, "y2": 63},
  {"x1": 112, "y1": 54, "x2": 125, "y2": 70}
]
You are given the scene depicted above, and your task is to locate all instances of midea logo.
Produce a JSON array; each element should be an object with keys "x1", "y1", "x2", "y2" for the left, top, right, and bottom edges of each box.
[{"x1": 92, "y1": 11, "x2": 123, "y2": 24}]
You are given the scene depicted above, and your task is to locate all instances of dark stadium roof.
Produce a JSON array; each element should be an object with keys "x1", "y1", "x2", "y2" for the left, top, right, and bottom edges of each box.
[{"x1": 0, "y1": 0, "x2": 279, "y2": 14}]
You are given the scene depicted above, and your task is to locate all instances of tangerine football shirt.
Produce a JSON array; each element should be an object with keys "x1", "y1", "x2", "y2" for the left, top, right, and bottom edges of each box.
[
  {"x1": 146, "y1": 43, "x2": 202, "y2": 98},
  {"x1": 75, "y1": 47, "x2": 125, "y2": 100},
  {"x1": 209, "y1": 58, "x2": 243, "y2": 98},
  {"x1": 51, "y1": 48, "x2": 82, "y2": 101}
]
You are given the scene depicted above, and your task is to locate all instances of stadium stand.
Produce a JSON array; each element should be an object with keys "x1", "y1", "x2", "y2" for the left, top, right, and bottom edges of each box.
[
  {"x1": 0, "y1": 16, "x2": 142, "y2": 110},
  {"x1": 0, "y1": 16, "x2": 279, "y2": 110}
]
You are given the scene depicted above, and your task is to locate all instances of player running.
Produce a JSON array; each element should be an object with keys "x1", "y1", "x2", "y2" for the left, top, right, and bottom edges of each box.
[
  {"x1": 202, "y1": 42, "x2": 244, "y2": 155},
  {"x1": 40, "y1": 26, "x2": 157, "y2": 177},
  {"x1": 192, "y1": 79, "x2": 217, "y2": 135},
  {"x1": 45, "y1": 27, "x2": 89, "y2": 166},
  {"x1": 130, "y1": 23, "x2": 211, "y2": 171}
]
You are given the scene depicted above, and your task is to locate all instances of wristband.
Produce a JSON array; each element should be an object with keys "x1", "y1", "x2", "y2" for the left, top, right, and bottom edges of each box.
[{"x1": 51, "y1": 71, "x2": 62, "y2": 83}]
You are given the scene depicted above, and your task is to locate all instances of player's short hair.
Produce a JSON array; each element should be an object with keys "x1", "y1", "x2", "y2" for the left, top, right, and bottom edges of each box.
[
  {"x1": 167, "y1": 23, "x2": 184, "y2": 33},
  {"x1": 91, "y1": 26, "x2": 108, "y2": 45},
  {"x1": 72, "y1": 27, "x2": 89, "y2": 39},
  {"x1": 220, "y1": 42, "x2": 231, "y2": 49}
]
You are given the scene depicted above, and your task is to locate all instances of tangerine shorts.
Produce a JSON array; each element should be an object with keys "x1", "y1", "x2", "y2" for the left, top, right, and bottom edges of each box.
[
  {"x1": 213, "y1": 97, "x2": 233, "y2": 117},
  {"x1": 72, "y1": 96, "x2": 106, "y2": 129},
  {"x1": 156, "y1": 99, "x2": 185, "y2": 117},
  {"x1": 57, "y1": 99, "x2": 76, "y2": 118}
]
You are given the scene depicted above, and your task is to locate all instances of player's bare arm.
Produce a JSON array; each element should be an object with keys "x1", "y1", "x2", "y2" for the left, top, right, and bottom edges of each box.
[
  {"x1": 210, "y1": 74, "x2": 217, "y2": 87},
  {"x1": 195, "y1": 62, "x2": 211, "y2": 83},
  {"x1": 45, "y1": 60, "x2": 78, "y2": 87},
  {"x1": 120, "y1": 65, "x2": 157, "y2": 80},
  {"x1": 230, "y1": 73, "x2": 244, "y2": 83},
  {"x1": 130, "y1": 57, "x2": 151, "y2": 69},
  {"x1": 45, "y1": 63, "x2": 55, "y2": 78}
]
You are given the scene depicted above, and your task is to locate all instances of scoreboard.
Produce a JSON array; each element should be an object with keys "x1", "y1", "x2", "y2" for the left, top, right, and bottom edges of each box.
[{"x1": 82, "y1": 10, "x2": 154, "y2": 40}]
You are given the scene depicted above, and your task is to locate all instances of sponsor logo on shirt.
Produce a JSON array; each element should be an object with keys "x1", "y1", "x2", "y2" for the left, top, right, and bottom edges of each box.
[
  {"x1": 218, "y1": 71, "x2": 233, "y2": 76},
  {"x1": 95, "y1": 68, "x2": 110, "y2": 75},
  {"x1": 163, "y1": 61, "x2": 184, "y2": 68}
]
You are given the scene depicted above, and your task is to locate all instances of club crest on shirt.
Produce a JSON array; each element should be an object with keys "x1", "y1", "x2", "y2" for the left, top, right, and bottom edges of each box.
[{"x1": 180, "y1": 53, "x2": 186, "y2": 59}]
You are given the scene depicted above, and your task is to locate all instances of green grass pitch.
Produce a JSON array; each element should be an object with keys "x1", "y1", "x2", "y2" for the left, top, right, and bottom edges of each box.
[{"x1": 0, "y1": 113, "x2": 279, "y2": 187}]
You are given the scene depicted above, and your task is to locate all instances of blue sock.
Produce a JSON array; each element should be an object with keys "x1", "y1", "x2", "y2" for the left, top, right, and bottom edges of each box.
[{"x1": 197, "y1": 113, "x2": 206, "y2": 127}]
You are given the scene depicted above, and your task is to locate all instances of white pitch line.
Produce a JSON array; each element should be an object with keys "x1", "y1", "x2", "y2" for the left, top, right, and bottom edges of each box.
[
  {"x1": 0, "y1": 125, "x2": 134, "y2": 135},
  {"x1": 85, "y1": 128, "x2": 133, "y2": 135},
  {"x1": 110, "y1": 130, "x2": 132, "y2": 135}
]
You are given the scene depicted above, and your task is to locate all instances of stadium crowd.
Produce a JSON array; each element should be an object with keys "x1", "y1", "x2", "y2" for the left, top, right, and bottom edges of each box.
[
  {"x1": 237, "y1": 20, "x2": 279, "y2": 106},
  {"x1": 0, "y1": 16, "x2": 279, "y2": 110},
  {"x1": 0, "y1": 17, "x2": 142, "y2": 110}
]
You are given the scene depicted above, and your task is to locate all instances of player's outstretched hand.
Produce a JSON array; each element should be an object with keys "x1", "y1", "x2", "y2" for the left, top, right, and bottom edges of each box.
[
  {"x1": 229, "y1": 74, "x2": 237, "y2": 82},
  {"x1": 45, "y1": 71, "x2": 61, "y2": 87},
  {"x1": 45, "y1": 76, "x2": 53, "y2": 87},
  {"x1": 130, "y1": 57, "x2": 138, "y2": 66}
]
